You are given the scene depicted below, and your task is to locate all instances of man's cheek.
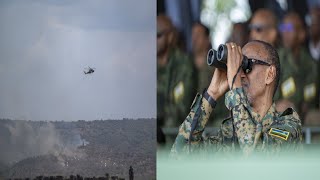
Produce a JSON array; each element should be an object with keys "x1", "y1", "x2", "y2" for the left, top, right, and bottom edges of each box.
[{"x1": 243, "y1": 84, "x2": 250, "y2": 95}]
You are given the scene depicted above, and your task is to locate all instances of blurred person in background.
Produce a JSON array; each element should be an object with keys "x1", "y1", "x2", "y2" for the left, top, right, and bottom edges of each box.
[
  {"x1": 248, "y1": 0, "x2": 309, "y2": 21},
  {"x1": 307, "y1": 7, "x2": 320, "y2": 62},
  {"x1": 307, "y1": 6, "x2": 320, "y2": 109},
  {"x1": 191, "y1": 22, "x2": 213, "y2": 93},
  {"x1": 276, "y1": 12, "x2": 318, "y2": 121},
  {"x1": 172, "y1": 28, "x2": 188, "y2": 54},
  {"x1": 249, "y1": 8, "x2": 279, "y2": 47},
  {"x1": 157, "y1": 14, "x2": 196, "y2": 135},
  {"x1": 228, "y1": 22, "x2": 249, "y2": 48}
]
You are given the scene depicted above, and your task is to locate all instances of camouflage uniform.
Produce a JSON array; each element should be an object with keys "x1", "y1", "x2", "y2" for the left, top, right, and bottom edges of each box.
[
  {"x1": 157, "y1": 48, "x2": 196, "y2": 128},
  {"x1": 171, "y1": 87, "x2": 302, "y2": 156},
  {"x1": 275, "y1": 47, "x2": 318, "y2": 112}
]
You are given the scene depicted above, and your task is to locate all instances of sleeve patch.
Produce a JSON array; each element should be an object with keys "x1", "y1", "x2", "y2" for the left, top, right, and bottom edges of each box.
[{"x1": 268, "y1": 128, "x2": 290, "y2": 141}]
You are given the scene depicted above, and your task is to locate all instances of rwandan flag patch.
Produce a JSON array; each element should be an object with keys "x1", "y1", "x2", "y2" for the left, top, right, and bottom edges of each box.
[{"x1": 268, "y1": 128, "x2": 290, "y2": 140}]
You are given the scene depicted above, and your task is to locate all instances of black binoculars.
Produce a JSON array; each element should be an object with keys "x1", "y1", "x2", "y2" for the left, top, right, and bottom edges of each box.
[{"x1": 207, "y1": 44, "x2": 251, "y2": 73}]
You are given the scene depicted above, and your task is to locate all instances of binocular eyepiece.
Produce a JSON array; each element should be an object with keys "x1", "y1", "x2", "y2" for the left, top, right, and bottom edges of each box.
[{"x1": 207, "y1": 44, "x2": 250, "y2": 73}]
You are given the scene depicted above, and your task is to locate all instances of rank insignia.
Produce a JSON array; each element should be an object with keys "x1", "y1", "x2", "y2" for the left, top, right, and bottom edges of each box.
[
  {"x1": 304, "y1": 83, "x2": 316, "y2": 101},
  {"x1": 268, "y1": 128, "x2": 290, "y2": 140},
  {"x1": 281, "y1": 77, "x2": 296, "y2": 98},
  {"x1": 174, "y1": 81, "x2": 184, "y2": 103}
]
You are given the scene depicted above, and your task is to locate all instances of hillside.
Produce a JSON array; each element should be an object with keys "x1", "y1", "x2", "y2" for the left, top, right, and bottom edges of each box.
[{"x1": 0, "y1": 119, "x2": 156, "y2": 179}]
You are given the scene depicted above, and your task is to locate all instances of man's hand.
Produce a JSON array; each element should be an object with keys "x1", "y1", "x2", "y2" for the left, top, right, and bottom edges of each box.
[
  {"x1": 207, "y1": 68, "x2": 229, "y2": 100},
  {"x1": 226, "y1": 42, "x2": 243, "y2": 89}
]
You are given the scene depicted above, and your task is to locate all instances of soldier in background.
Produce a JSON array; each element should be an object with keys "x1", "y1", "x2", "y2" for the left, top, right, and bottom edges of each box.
[
  {"x1": 249, "y1": 8, "x2": 279, "y2": 47},
  {"x1": 276, "y1": 12, "x2": 318, "y2": 121},
  {"x1": 228, "y1": 22, "x2": 249, "y2": 48},
  {"x1": 157, "y1": 14, "x2": 196, "y2": 130},
  {"x1": 307, "y1": 7, "x2": 320, "y2": 62},
  {"x1": 191, "y1": 22, "x2": 213, "y2": 93},
  {"x1": 307, "y1": 6, "x2": 320, "y2": 109}
]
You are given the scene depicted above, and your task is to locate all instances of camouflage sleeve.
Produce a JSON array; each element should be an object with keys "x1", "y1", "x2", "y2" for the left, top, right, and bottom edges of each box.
[
  {"x1": 170, "y1": 93, "x2": 214, "y2": 155},
  {"x1": 225, "y1": 87, "x2": 258, "y2": 155}
]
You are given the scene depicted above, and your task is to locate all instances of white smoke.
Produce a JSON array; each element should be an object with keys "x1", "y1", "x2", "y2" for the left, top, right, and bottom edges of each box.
[{"x1": 0, "y1": 120, "x2": 86, "y2": 166}]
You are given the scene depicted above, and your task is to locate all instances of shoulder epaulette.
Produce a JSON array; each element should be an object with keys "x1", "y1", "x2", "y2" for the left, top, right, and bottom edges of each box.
[
  {"x1": 280, "y1": 107, "x2": 300, "y2": 122},
  {"x1": 280, "y1": 107, "x2": 294, "y2": 116}
]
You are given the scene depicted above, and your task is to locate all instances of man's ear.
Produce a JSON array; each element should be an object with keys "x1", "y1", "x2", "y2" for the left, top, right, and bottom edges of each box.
[{"x1": 265, "y1": 65, "x2": 276, "y2": 85}]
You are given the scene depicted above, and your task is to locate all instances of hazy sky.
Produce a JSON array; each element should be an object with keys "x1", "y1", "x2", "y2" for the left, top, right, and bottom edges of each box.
[{"x1": 0, "y1": 0, "x2": 156, "y2": 121}]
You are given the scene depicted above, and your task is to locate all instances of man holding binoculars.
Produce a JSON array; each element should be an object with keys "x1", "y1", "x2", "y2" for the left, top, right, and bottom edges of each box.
[{"x1": 171, "y1": 40, "x2": 302, "y2": 155}]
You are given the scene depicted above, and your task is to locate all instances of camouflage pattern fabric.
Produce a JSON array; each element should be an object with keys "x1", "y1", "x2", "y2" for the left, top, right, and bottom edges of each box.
[
  {"x1": 171, "y1": 87, "x2": 302, "y2": 156},
  {"x1": 275, "y1": 47, "x2": 318, "y2": 111},
  {"x1": 157, "y1": 48, "x2": 196, "y2": 128}
]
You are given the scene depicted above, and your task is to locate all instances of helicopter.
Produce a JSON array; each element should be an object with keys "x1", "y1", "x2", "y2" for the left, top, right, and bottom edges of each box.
[{"x1": 84, "y1": 67, "x2": 95, "y2": 74}]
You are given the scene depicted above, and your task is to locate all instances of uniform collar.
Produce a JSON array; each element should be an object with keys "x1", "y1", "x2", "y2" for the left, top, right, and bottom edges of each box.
[{"x1": 248, "y1": 103, "x2": 277, "y2": 131}]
